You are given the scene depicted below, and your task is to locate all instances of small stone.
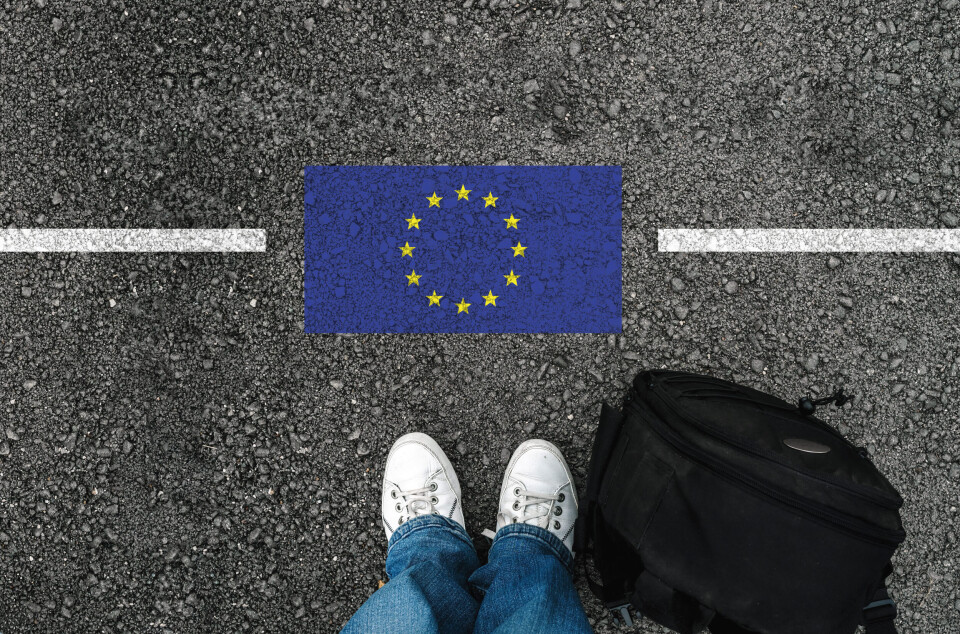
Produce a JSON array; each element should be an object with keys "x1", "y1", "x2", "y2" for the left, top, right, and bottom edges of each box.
[
  {"x1": 839, "y1": 296, "x2": 854, "y2": 309},
  {"x1": 52, "y1": 17, "x2": 63, "y2": 32},
  {"x1": 827, "y1": 256, "x2": 842, "y2": 269},
  {"x1": 568, "y1": 40, "x2": 582, "y2": 56},
  {"x1": 671, "y1": 278, "x2": 686, "y2": 291},
  {"x1": 21, "y1": 287, "x2": 32, "y2": 297},
  {"x1": 901, "y1": 123, "x2": 915, "y2": 140},
  {"x1": 552, "y1": 104, "x2": 568, "y2": 120},
  {"x1": 606, "y1": 99, "x2": 622, "y2": 118},
  {"x1": 356, "y1": 442, "x2": 370, "y2": 456},
  {"x1": 522, "y1": 422, "x2": 536, "y2": 434},
  {"x1": 622, "y1": 351, "x2": 641, "y2": 361},
  {"x1": 23, "y1": 379, "x2": 37, "y2": 391},
  {"x1": 523, "y1": 79, "x2": 540, "y2": 94},
  {"x1": 724, "y1": 281, "x2": 739, "y2": 295},
  {"x1": 0, "y1": 441, "x2": 9, "y2": 457},
  {"x1": 803, "y1": 354, "x2": 820, "y2": 372},
  {"x1": 941, "y1": 212, "x2": 958, "y2": 228},
  {"x1": 750, "y1": 360, "x2": 764, "y2": 373},
  {"x1": 674, "y1": 305, "x2": 689, "y2": 320},
  {"x1": 455, "y1": 442, "x2": 467, "y2": 455},
  {"x1": 303, "y1": 17, "x2": 315, "y2": 33},
  {"x1": 905, "y1": 171, "x2": 920, "y2": 184},
  {"x1": 202, "y1": 359, "x2": 213, "y2": 370},
  {"x1": 52, "y1": 191, "x2": 62, "y2": 204},
  {"x1": 329, "y1": 380, "x2": 344, "y2": 390},
  {"x1": 247, "y1": 528, "x2": 261, "y2": 544}
]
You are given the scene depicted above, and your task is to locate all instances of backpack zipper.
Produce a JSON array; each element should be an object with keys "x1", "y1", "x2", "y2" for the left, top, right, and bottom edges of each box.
[
  {"x1": 629, "y1": 398, "x2": 905, "y2": 546},
  {"x1": 647, "y1": 382, "x2": 902, "y2": 509}
]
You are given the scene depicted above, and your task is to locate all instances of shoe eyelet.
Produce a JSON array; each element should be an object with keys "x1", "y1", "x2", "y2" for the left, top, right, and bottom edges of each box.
[
  {"x1": 554, "y1": 521, "x2": 561, "y2": 529},
  {"x1": 513, "y1": 487, "x2": 521, "y2": 497},
  {"x1": 398, "y1": 518, "x2": 404, "y2": 525},
  {"x1": 430, "y1": 482, "x2": 438, "y2": 492},
  {"x1": 390, "y1": 490, "x2": 398, "y2": 499},
  {"x1": 554, "y1": 507, "x2": 562, "y2": 516},
  {"x1": 512, "y1": 518, "x2": 518, "y2": 524},
  {"x1": 395, "y1": 503, "x2": 402, "y2": 512},
  {"x1": 430, "y1": 496, "x2": 438, "y2": 505},
  {"x1": 557, "y1": 493, "x2": 565, "y2": 502},
  {"x1": 512, "y1": 501, "x2": 521, "y2": 511}
]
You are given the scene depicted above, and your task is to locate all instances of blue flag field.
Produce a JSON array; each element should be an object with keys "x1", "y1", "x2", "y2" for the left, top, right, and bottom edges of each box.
[{"x1": 304, "y1": 166, "x2": 622, "y2": 334}]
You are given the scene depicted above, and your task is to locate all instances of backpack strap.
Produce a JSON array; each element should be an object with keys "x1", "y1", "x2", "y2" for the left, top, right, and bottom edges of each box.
[
  {"x1": 862, "y1": 565, "x2": 898, "y2": 634},
  {"x1": 574, "y1": 401, "x2": 626, "y2": 554}
]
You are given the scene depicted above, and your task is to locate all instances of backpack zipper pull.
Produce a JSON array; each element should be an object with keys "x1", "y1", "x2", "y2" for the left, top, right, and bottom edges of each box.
[{"x1": 798, "y1": 388, "x2": 852, "y2": 415}]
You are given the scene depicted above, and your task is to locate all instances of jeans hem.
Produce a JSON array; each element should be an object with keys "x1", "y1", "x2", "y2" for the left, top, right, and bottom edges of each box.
[
  {"x1": 387, "y1": 514, "x2": 473, "y2": 556},
  {"x1": 491, "y1": 522, "x2": 575, "y2": 571}
]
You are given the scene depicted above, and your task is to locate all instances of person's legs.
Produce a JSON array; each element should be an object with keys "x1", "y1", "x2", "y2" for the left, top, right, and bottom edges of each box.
[
  {"x1": 342, "y1": 433, "x2": 481, "y2": 634},
  {"x1": 470, "y1": 440, "x2": 592, "y2": 634}
]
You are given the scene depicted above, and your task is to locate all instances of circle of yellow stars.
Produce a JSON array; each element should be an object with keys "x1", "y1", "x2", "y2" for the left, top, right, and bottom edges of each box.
[{"x1": 400, "y1": 185, "x2": 525, "y2": 315}]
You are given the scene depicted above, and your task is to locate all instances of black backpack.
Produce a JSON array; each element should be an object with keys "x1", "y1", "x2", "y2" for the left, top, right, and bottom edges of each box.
[{"x1": 575, "y1": 370, "x2": 905, "y2": 634}]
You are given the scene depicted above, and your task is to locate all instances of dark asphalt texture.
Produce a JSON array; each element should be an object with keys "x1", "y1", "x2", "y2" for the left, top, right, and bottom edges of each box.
[{"x1": 2, "y1": 1, "x2": 959, "y2": 632}]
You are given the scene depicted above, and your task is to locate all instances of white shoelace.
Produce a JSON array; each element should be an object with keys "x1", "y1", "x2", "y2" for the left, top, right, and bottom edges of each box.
[
  {"x1": 393, "y1": 484, "x2": 437, "y2": 524},
  {"x1": 512, "y1": 489, "x2": 559, "y2": 528},
  {"x1": 483, "y1": 487, "x2": 560, "y2": 540}
]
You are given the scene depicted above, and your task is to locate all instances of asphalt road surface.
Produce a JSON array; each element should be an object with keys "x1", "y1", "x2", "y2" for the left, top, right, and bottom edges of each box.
[{"x1": 2, "y1": 1, "x2": 959, "y2": 632}]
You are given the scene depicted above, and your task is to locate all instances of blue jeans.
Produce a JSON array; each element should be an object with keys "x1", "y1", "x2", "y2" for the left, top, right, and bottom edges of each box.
[{"x1": 342, "y1": 515, "x2": 592, "y2": 633}]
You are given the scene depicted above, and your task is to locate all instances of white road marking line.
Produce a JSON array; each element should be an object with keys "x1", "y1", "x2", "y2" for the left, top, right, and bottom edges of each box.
[
  {"x1": 658, "y1": 229, "x2": 960, "y2": 253},
  {"x1": 0, "y1": 229, "x2": 266, "y2": 252}
]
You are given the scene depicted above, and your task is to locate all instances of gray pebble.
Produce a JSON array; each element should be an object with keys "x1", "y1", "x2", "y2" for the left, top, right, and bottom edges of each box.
[
  {"x1": 827, "y1": 256, "x2": 842, "y2": 269},
  {"x1": 329, "y1": 379, "x2": 344, "y2": 390},
  {"x1": 23, "y1": 379, "x2": 37, "y2": 391},
  {"x1": 671, "y1": 277, "x2": 686, "y2": 291},
  {"x1": 724, "y1": 281, "x2": 739, "y2": 295},
  {"x1": 803, "y1": 354, "x2": 820, "y2": 372},
  {"x1": 942, "y1": 212, "x2": 958, "y2": 228},
  {"x1": 523, "y1": 79, "x2": 539, "y2": 94}
]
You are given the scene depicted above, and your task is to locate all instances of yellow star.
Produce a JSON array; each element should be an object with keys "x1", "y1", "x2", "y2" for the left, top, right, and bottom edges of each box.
[
  {"x1": 504, "y1": 214, "x2": 519, "y2": 229},
  {"x1": 399, "y1": 242, "x2": 415, "y2": 257},
  {"x1": 483, "y1": 192, "x2": 498, "y2": 207},
  {"x1": 504, "y1": 270, "x2": 519, "y2": 286},
  {"x1": 427, "y1": 192, "x2": 442, "y2": 207},
  {"x1": 456, "y1": 298, "x2": 471, "y2": 314},
  {"x1": 427, "y1": 290, "x2": 443, "y2": 306},
  {"x1": 406, "y1": 270, "x2": 422, "y2": 286},
  {"x1": 511, "y1": 241, "x2": 527, "y2": 257},
  {"x1": 406, "y1": 213, "x2": 421, "y2": 230},
  {"x1": 482, "y1": 290, "x2": 498, "y2": 306},
  {"x1": 455, "y1": 185, "x2": 471, "y2": 200}
]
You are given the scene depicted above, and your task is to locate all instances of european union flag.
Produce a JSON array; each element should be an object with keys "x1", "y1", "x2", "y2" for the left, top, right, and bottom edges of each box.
[{"x1": 304, "y1": 166, "x2": 622, "y2": 334}]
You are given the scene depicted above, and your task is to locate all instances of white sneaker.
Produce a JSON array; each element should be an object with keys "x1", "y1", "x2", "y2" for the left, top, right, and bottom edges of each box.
[
  {"x1": 494, "y1": 439, "x2": 578, "y2": 553},
  {"x1": 381, "y1": 432, "x2": 465, "y2": 540}
]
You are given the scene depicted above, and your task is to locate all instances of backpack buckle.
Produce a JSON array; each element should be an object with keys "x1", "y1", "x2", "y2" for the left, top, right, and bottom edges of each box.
[{"x1": 607, "y1": 602, "x2": 634, "y2": 627}]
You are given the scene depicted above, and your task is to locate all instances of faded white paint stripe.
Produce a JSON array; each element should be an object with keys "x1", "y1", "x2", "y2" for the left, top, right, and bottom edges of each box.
[
  {"x1": 0, "y1": 229, "x2": 266, "y2": 252},
  {"x1": 659, "y1": 229, "x2": 960, "y2": 253}
]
